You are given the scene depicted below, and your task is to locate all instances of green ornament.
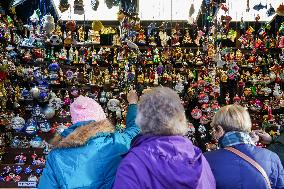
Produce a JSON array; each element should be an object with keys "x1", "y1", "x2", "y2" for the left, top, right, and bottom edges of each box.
[
  {"x1": 251, "y1": 86, "x2": 257, "y2": 96},
  {"x1": 207, "y1": 16, "x2": 213, "y2": 22}
]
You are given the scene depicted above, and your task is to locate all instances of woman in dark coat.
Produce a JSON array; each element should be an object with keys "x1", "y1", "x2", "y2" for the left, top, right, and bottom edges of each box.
[{"x1": 204, "y1": 104, "x2": 284, "y2": 189}]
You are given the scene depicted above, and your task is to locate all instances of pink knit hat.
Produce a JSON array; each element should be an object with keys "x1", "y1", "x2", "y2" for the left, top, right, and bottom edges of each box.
[{"x1": 70, "y1": 95, "x2": 106, "y2": 124}]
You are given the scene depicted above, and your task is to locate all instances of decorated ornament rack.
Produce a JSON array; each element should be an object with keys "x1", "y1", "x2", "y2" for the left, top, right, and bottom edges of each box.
[{"x1": 0, "y1": 0, "x2": 284, "y2": 187}]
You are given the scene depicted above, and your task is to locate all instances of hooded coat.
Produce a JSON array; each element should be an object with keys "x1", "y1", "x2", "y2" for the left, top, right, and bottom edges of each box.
[
  {"x1": 38, "y1": 104, "x2": 140, "y2": 189},
  {"x1": 113, "y1": 135, "x2": 216, "y2": 189}
]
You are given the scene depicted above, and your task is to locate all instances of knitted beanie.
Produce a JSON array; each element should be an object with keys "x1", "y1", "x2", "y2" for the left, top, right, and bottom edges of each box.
[{"x1": 70, "y1": 95, "x2": 106, "y2": 124}]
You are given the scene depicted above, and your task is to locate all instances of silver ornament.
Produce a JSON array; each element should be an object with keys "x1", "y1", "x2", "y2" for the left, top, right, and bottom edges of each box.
[
  {"x1": 11, "y1": 115, "x2": 25, "y2": 131},
  {"x1": 43, "y1": 106, "x2": 55, "y2": 119},
  {"x1": 30, "y1": 86, "x2": 40, "y2": 98}
]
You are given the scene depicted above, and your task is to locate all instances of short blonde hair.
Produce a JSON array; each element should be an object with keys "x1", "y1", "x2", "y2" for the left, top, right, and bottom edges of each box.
[
  {"x1": 211, "y1": 104, "x2": 252, "y2": 132},
  {"x1": 136, "y1": 87, "x2": 187, "y2": 135}
]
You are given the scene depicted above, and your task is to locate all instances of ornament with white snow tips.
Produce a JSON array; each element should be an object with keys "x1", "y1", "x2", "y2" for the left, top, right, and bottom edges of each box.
[
  {"x1": 42, "y1": 14, "x2": 55, "y2": 35},
  {"x1": 11, "y1": 115, "x2": 25, "y2": 131},
  {"x1": 49, "y1": 35, "x2": 61, "y2": 46},
  {"x1": 30, "y1": 135, "x2": 43, "y2": 148},
  {"x1": 43, "y1": 106, "x2": 55, "y2": 119}
]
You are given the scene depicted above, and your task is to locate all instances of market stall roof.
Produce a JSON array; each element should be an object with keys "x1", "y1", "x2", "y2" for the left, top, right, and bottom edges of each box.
[
  {"x1": 52, "y1": 0, "x2": 202, "y2": 21},
  {"x1": 216, "y1": 0, "x2": 283, "y2": 22}
]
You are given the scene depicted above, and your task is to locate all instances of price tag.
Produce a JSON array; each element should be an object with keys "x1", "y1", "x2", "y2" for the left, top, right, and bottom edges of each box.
[{"x1": 18, "y1": 181, "x2": 37, "y2": 187}]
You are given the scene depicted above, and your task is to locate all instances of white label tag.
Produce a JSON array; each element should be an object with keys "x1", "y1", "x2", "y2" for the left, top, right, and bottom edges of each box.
[{"x1": 18, "y1": 181, "x2": 37, "y2": 187}]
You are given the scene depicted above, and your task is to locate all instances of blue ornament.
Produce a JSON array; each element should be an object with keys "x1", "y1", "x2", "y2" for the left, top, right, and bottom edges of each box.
[
  {"x1": 11, "y1": 115, "x2": 25, "y2": 131},
  {"x1": 25, "y1": 166, "x2": 32, "y2": 174},
  {"x1": 14, "y1": 166, "x2": 22, "y2": 174},
  {"x1": 35, "y1": 168, "x2": 42, "y2": 175},
  {"x1": 24, "y1": 118, "x2": 38, "y2": 135},
  {"x1": 37, "y1": 80, "x2": 49, "y2": 92},
  {"x1": 10, "y1": 137, "x2": 21, "y2": 148},
  {"x1": 39, "y1": 91, "x2": 49, "y2": 102},
  {"x1": 32, "y1": 105, "x2": 42, "y2": 117},
  {"x1": 30, "y1": 135, "x2": 43, "y2": 148},
  {"x1": 48, "y1": 62, "x2": 60, "y2": 72},
  {"x1": 39, "y1": 120, "x2": 51, "y2": 133},
  {"x1": 33, "y1": 68, "x2": 42, "y2": 80},
  {"x1": 42, "y1": 106, "x2": 55, "y2": 119},
  {"x1": 21, "y1": 88, "x2": 31, "y2": 99}
]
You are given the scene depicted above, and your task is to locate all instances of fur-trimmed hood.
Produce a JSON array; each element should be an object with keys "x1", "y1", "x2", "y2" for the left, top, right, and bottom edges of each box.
[{"x1": 51, "y1": 120, "x2": 115, "y2": 148}]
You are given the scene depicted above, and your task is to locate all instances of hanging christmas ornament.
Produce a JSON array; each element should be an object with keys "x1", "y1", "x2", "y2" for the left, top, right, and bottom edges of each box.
[
  {"x1": 200, "y1": 115, "x2": 210, "y2": 125},
  {"x1": 279, "y1": 36, "x2": 284, "y2": 48},
  {"x1": 49, "y1": 35, "x2": 61, "y2": 46},
  {"x1": 198, "y1": 93, "x2": 209, "y2": 104},
  {"x1": 32, "y1": 105, "x2": 42, "y2": 117},
  {"x1": 28, "y1": 175, "x2": 38, "y2": 182},
  {"x1": 92, "y1": 20, "x2": 104, "y2": 32},
  {"x1": 188, "y1": 3, "x2": 195, "y2": 24},
  {"x1": 30, "y1": 135, "x2": 43, "y2": 148},
  {"x1": 29, "y1": 9, "x2": 41, "y2": 23},
  {"x1": 253, "y1": 3, "x2": 267, "y2": 11},
  {"x1": 42, "y1": 106, "x2": 55, "y2": 119},
  {"x1": 105, "y1": 0, "x2": 120, "y2": 9},
  {"x1": 42, "y1": 14, "x2": 55, "y2": 35},
  {"x1": 24, "y1": 118, "x2": 38, "y2": 135},
  {"x1": 74, "y1": 0, "x2": 84, "y2": 15},
  {"x1": 59, "y1": 0, "x2": 70, "y2": 13},
  {"x1": 11, "y1": 115, "x2": 25, "y2": 131},
  {"x1": 49, "y1": 97, "x2": 62, "y2": 110},
  {"x1": 39, "y1": 120, "x2": 51, "y2": 132},
  {"x1": 191, "y1": 107, "x2": 202, "y2": 119},
  {"x1": 276, "y1": 3, "x2": 284, "y2": 16},
  {"x1": 267, "y1": 4, "x2": 275, "y2": 17},
  {"x1": 107, "y1": 99, "x2": 120, "y2": 112},
  {"x1": 30, "y1": 86, "x2": 40, "y2": 98},
  {"x1": 14, "y1": 166, "x2": 22, "y2": 175},
  {"x1": 66, "y1": 20, "x2": 76, "y2": 32},
  {"x1": 91, "y1": 0, "x2": 99, "y2": 11},
  {"x1": 220, "y1": 4, "x2": 229, "y2": 13},
  {"x1": 15, "y1": 153, "x2": 26, "y2": 165}
]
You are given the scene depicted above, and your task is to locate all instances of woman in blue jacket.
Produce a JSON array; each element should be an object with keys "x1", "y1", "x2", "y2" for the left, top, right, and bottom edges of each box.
[
  {"x1": 38, "y1": 90, "x2": 140, "y2": 189},
  {"x1": 204, "y1": 104, "x2": 284, "y2": 189}
]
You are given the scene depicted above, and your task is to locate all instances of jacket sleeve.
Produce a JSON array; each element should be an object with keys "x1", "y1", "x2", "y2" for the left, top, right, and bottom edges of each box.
[
  {"x1": 120, "y1": 104, "x2": 140, "y2": 143},
  {"x1": 274, "y1": 154, "x2": 284, "y2": 189},
  {"x1": 38, "y1": 152, "x2": 60, "y2": 189}
]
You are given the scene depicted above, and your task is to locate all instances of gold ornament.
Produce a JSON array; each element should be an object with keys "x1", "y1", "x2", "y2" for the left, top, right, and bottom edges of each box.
[
  {"x1": 78, "y1": 26, "x2": 85, "y2": 42},
  {"x1": 92, "y1": 21, "x2": 104, "y2": 32}
]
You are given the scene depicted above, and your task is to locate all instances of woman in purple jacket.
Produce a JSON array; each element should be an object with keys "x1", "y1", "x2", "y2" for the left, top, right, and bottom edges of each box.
[{"x1": 113, "y1": 87, "x2": 216, "y2": 189}]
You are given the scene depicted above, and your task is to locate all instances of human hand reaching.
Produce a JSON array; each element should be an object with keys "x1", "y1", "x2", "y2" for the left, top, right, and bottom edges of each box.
[
  {"x1": 127, "y1": 90, "x2": 138, "y2": 105},
  {"x1": 254, "y1": 130, "x2": 272, "y2": 144}
]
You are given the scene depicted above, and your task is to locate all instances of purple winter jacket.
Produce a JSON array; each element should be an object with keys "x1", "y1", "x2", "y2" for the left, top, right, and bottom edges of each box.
[{"x1": 113, "y1": 135, "x2": 216, "y2": 189}]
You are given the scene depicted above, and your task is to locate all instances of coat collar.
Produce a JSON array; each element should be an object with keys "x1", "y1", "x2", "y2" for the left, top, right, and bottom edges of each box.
[{"x1": 51, "y1": 120, "x2": 115, "y2": 149}]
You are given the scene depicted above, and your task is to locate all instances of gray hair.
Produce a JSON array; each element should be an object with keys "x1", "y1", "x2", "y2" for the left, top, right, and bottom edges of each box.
[
  {"x1": 136, "y1": 87, "x2": 187, "y2": 135},
  {"x1": 211, "y1": 104, "x2": 252, "y2": 132}
]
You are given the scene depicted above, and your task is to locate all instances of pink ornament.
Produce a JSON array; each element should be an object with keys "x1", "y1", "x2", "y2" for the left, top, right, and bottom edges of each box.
[
  {"x1": 198, "y1": 93, "x2": 209, "y2": 104},
  {"x1": 64, "y1": 95, "x2": 71, "y2": 106},
  {"x1": 191, "y1": 107, "x2": 202, "y2": 119},
  {"x1": 200, "y1": 115, "x2": 210, "y2": 125}
]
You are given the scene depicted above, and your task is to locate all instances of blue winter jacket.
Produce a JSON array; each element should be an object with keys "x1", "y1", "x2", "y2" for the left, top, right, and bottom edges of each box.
[
  {"x1": 38, "y1": 104, "x2": 140, "y2": 189},
  {"x1": 204, "y1": 144, "x2": 284, "y2": 189}
]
